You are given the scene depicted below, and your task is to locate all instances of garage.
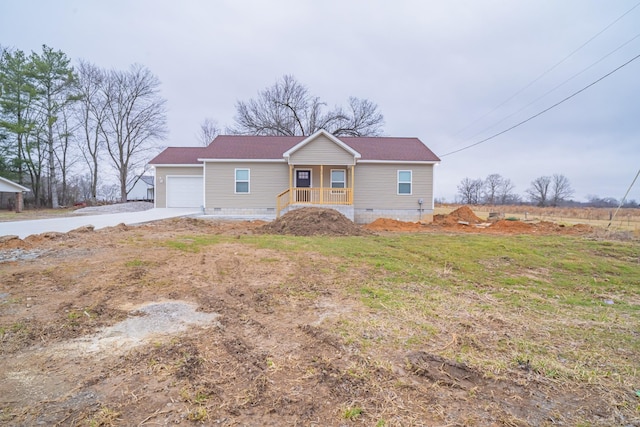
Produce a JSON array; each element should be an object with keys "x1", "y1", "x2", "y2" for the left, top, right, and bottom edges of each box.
[{"x1": 166, "y1": 176, "x2": 203, "y2": 208}]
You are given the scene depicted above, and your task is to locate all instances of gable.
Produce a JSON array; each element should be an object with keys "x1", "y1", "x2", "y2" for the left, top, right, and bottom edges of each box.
[{"x1": 285, "y1": 131, "x2": 359, "y2": 165}]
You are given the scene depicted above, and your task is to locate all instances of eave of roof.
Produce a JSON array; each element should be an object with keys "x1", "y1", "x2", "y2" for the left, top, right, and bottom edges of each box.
[
  {"x1": 0, "y1": 176, "x2": 31, "y2": 192},
  {"x1": 148, "y1": 147, "x2": 207, "y2": 165}
]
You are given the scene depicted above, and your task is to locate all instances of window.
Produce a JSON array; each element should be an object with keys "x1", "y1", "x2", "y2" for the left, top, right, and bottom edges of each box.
[
  {"x1": 398, "y1": 170, "x2": 412, "y2": 195},
  {"x1": 235, "y1": 168, "x2": 250, "y2": 193},
  {"x1": 331, "y1": 169, "x2": 346, "y2": 188}
]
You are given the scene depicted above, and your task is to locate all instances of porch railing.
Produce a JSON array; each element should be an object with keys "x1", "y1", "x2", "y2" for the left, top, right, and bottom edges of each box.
[{"x1": 276, "y1": 187, "x2": 353, "y2": 217}]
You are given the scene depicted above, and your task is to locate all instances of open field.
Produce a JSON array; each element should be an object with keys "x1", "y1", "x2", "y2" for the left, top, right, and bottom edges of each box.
[
  {"x1": 436, "y1": 204, "x2": 640, "y2": 232},
  {"x1": 0, "y1": 212, "x2": 638, "y2": 426}
]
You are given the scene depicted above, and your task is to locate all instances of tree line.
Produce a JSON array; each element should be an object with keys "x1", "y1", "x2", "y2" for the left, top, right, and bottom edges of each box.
[
  {"x1": 455, "y1": 173, "x2": 637, "y2": 207},
  {"x1": 1, "y1": 46, "x2": 386, "y2": 209},
  {"x1": 0, "y1": 45, "x2": 167, "y2": 207}
]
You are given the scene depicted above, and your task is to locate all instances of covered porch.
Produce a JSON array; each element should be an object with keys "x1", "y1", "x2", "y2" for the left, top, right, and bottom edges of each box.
[{"x1": 276, "y1": 164, "x2": 354, "y2": 218}]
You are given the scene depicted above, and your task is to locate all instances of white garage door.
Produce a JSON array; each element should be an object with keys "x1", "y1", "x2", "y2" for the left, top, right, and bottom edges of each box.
[{"x1": 166, "y1": 176, "x2": 203, "y2": 208}]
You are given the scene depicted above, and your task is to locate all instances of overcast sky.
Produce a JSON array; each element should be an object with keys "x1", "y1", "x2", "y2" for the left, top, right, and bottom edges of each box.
[{"x1": 1, "y1": 0, "x2": 639, "y2": 202}]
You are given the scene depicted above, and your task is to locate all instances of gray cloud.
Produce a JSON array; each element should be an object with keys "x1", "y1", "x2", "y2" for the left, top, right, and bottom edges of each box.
[{"x1": 1, "y1": 0, "x2": 638, "y2": 202}]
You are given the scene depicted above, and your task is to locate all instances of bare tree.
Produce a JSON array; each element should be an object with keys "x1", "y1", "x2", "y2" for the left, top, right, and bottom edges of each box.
[
  {"x1": 330, "y1": 97, "x2": 384, "y2": 137},
  {"x1": 457, "y1": 177, "x2": 483, "y2": 204},
  {"x1": 53, "y1": 106, "x2": 79, "y2": 205},
  {"x1": 197, "y1": 118, "x2": 220, "y2": 146},
  {"x1": 550, "y1": 173, "x2": 574, "y2": 207},
  {"x1": 232, "y1": 75, "x2": 384, "y2": 136},
  {"x1": 482, "y1": 173, "x2": 503, "y2": 205},
  {"x1": 587, "y1": 195, "x2": 618, "y2": 208},
  {"x1": 74, "y1": 60, "x2": 106, "y2": 203},
  {"x1": 526, "y1": 175, "x2": 552, "y2": 206},
  {"x1": 99, "y1": 64, "x2": 167, "y2": 203},
  {"x1": 497, "y1": 177, "x2": 516, "y2": 205},
  {"x1": 30, "y1": 45, "x2": 77, "y2": 208}
]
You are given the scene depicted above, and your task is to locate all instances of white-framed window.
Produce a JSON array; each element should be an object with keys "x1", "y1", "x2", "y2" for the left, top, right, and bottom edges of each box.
[
  {"x1": 398, "y1": 170, "x2": 412, "y2": 195},
  {"x1": 235, "y1": 168, "x2": 250, "y2": 193},
  {"x1": 330, "y1": 169, "x2": 346, "y2": 188}
]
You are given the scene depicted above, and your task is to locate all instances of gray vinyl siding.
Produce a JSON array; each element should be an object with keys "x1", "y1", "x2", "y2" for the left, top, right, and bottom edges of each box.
[
  {"x1": 154, "y1": 166, "x2": 203, "y2": 208},
  {"x1": 205, "y1": 162, "x2": 289, "y2": 208},
  {"x1": 289, "y1": 135, "x2": 355, "y2": 165},
  {"x1": 353, "y1": 163, "x2": 434, "y2": 209}
]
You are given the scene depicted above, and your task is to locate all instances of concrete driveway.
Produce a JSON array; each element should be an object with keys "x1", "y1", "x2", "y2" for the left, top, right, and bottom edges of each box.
[{"x1": 0, "y1": 208, "x2": 201, "y2": 239}]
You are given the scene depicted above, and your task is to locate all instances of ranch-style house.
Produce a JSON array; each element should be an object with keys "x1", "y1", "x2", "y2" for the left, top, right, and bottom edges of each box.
[{"x1": 149, "y1": 129, "x2": 440, "y2": 223}]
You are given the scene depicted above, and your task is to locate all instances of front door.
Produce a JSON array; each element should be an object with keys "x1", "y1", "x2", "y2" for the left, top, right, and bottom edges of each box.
[{"x1": 295, "y1": 169, "x2": 311, "y2": 202}]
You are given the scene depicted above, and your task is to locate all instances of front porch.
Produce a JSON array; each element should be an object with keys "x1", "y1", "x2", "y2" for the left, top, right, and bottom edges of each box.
[{"x1": 276, "y1": 164, "x2": 355, "y2": 218}]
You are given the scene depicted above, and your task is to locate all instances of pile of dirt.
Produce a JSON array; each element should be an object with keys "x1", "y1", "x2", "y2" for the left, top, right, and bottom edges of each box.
[
  {"x1": 364, "y1": 218, "x2": 425, "y2": 232},
  {"x1": 258, "y1": 207, "x2": 369, "y2": 236},
  {"x1": 434, "y1": 206, "x2": 484, "y2": 226}
]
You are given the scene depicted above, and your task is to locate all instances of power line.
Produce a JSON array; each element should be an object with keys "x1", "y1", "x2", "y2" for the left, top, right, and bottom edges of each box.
[
  {"x1": 452, "y1": 1, "x2": 640, "y2": 139},
  {"x1": 457, "y1": 31, "x2": 640, "y2": 144},
  {"x1": 440, "y1": 52, "x2": 640, "y2": 157}
]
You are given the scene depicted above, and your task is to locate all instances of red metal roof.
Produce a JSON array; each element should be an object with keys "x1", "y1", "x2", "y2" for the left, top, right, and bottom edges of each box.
[{"x1": 149, "y1": 135, "x2": 440, "y2": 165}]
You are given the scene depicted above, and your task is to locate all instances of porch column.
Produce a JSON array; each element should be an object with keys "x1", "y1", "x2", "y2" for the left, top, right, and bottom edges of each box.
[
  {"x1": 350, "y1": 165, "x2": 355, "y2": 204},
  {"x1": 320, "y1": 165, "x2": 324, "y2": 204},
  {"x1": 289, "y1": 164, "x2": 293, "y2": 205}
]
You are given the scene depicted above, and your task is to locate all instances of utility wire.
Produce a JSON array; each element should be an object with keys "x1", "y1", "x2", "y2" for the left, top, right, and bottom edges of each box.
[
  {"x1": 458, "y1": 32, "x2": 640, "y2": 144},
  {"x1": 440, "y1": 52, "x2": 640, "y2": 157},
  {"x1": 607, "y1": 168, "x2": 640, "y2": 229},
  {"x1": 452, "y1": 1, "x2": 640, "y2": 139}
]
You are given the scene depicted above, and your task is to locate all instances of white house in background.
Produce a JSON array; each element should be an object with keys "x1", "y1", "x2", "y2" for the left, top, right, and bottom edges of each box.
[
  {"x1": 127, "y1": 175, "x2": 154, "y2": 201},
  {"x1": 0, "y1": 176, "x2": 30, "y2": 212},
  {"x1": 149, "y1": 129, "x2": 441, "y2": 223}
]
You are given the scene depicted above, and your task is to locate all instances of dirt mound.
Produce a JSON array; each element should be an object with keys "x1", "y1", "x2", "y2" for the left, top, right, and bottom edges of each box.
[
  {"x1": 0, "y1": 235, "x2": 29, "y2": 250},
  {"x1": 258, "y1": 208, "x2": 369, "y2": 236},
  {"x1": 434, "y1": 206, "x2": 484, "y2": 226},
  {"x1": 448, "y1": 206, "x2": 483, "y2": 223},
  {"x1": 364, "y1": 218, "x2": 424, "y2": 232}
]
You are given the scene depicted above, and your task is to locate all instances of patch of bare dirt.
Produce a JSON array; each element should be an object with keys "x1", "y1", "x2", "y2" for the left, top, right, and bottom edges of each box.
[
  {"x1": 0, "y1": 216, "x2": 632, "y2": 425},
  {"x1": 363, "y1": 206, "x2": 599, "y2": 236},
  {"x1": 258, "y1": 207, "x2": 370, "y2": 236},
  {"x1": 364, "y1": 217, "x2": 425, "y2": 232}
]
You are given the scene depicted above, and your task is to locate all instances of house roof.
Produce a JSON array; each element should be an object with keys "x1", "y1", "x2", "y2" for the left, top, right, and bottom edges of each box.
[
  {"x1": 203, "y1": 136, "x2": 299, "y2": 160},
  {"x1": 341, "y1": 137, "x2": 439, "y2": 162},
  {"x1": 149, "y1": 134, "x2": 441, "y2": 165},
  {"x1": 140, "y1": 175, "x2": 154, "y2": 186},
  {"x1": 0, "y1": 176, "x2": 31, "y2": 192},
  {"x1": 148, "y1": 147, "x2": 208, "y2": 165}
]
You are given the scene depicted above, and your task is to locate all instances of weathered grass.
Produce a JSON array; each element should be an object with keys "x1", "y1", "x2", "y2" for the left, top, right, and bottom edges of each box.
[
  {"x1": 164, "y1": 231, "x2": 640, "y2": 397},
  {"x1": 302, "y1": 235, "x2": 634, "y2": 390}
]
